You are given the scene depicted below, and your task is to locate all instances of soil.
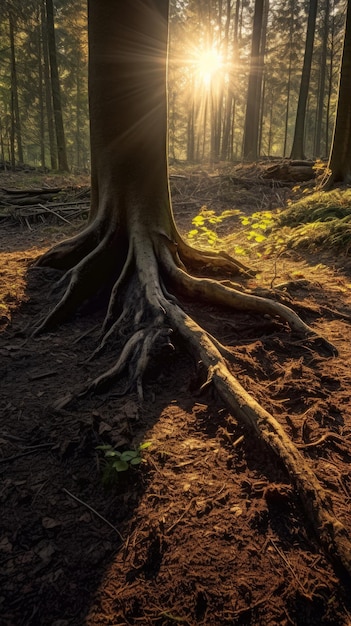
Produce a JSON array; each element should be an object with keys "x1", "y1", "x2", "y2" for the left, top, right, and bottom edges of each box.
[{"x1": 1, "y1": 168, "x2": 351, "y2": 626}]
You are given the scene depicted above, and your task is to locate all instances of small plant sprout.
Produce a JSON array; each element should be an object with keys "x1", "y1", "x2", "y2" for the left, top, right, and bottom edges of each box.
[{"x1": 96, "y1": 441, "x2": 152, "y2": 485}]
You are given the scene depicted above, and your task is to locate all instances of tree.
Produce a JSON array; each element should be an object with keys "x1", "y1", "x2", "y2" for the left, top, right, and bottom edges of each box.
[
  {"x1": 314, "y1": 0, "x2": 330, "y2": 158},
  {"x1": 243, "y1": 0, "x2": 266, "y2": 161},
  {"x1": 35, "y1": 0, "x2": 351, "y2": 576},
  {"x1": 290, "y1": 0, "x2": 318, "y2": 160},
  {"x1": 323, "y1": 0, "x2": 351, "y2": 186},
  {"x1": 45, "y1": 0, "x2": 69, "y2": 171}
]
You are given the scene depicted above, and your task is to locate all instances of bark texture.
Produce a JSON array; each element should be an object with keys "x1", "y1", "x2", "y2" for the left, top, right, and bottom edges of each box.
[{"x1": 323, "y1": 0, "x2": 351, "y2": 187}]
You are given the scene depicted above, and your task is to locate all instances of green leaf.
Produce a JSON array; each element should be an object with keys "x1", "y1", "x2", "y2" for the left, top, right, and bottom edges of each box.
[
  {"x1": 121, "y1": 450, "x2": 138, "y2": 461},
  {"x1": 96, "y1": 445, "x2": 113, "y2": 451},
  {"x1": 113, "y1": 460, "x2": 129, "y2": 472},
  {"x1": 130, "y1": 456, "x2": 142, "y2": 465},
  {"x1": 221, "y1": 209, "x2": 241, "y2": 217},
  {"x1": 105, "y1": 450, "x2": 120, "y2": 458},
  {"x1": 234, "y1": 246, "x2": 247, "y2": 255},
  {"x1": 139, "y1": 441, "x2": 152, "y2": 450}
]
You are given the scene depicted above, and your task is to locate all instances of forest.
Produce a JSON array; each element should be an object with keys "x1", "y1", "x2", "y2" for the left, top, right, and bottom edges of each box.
[
  {"x1": 1, "y1": 1, "x2": 351, "y2": 625},
  {"x1": 0, "y1": 0, "x2": 348, "y2": 169}
]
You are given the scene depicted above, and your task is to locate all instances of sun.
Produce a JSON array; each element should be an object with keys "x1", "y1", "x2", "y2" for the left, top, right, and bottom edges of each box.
[{"x1": 192, "y1": 46, "x2": 224, "y2": 87}]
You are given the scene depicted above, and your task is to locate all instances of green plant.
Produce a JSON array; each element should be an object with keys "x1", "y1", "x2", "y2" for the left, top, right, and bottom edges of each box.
[
  {"x1": 187, "y1": 206, "x2": 241, "y2": 247},
  {"x1": 96, "y1": 441, "x2": 152, "y2": 485}
]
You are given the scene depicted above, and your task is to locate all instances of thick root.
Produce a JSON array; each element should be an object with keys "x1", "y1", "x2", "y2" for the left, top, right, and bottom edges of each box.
[
  {"x1": 34, "y1": 231, "x2": 124, "y2": 335},
  {"x1": 175, "y1": 234, "x2": 255, "y2": 278},
  {"x1": 35, "y1": 216, "x2": 104, "y2": 270},
  {"x1": 160, "y1": 246, "x2": 338, "y2": 356},
  {"x1": 165, "y1": 301, "x2": 351, "y2": 577}
]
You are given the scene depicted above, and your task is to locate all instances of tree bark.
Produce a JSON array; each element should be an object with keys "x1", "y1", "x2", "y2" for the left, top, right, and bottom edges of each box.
[
  {"x1": 323, "y1": 0, "x2": 351, "y2": 186},
  {"x1": 290, "y1": 0, "x2": 318, "y2": 160},
  {"x1": 41, "y1": 0, "x2": 57, "y2": 170},
  {"x1": 243, "y1": 0, "x2": 266, "y2": 161},
  {"x1": 9, "y1": 12, "x2": 23, "y2": 166},
  {"x1": 45, "y1": 0, "x2": 69, "y2": 172},
  {"x1": 314, "y1": 0, "x2": 330, "y2": 158}
]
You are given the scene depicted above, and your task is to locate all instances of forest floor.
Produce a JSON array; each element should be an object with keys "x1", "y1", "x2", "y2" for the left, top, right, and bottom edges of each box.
[{"x1": 1, "y1": 165, "x2": 351, "y2": 626}]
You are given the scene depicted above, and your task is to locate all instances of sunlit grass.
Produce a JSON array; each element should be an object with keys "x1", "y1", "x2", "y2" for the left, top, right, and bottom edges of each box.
[{"x1": 186, "y1": 189, "x2": 351, "y2": 258}]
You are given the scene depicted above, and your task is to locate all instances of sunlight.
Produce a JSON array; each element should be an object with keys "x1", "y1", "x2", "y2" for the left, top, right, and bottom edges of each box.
[{"x1": 191, "y1": 46, "x2": 224, "y2": 88}]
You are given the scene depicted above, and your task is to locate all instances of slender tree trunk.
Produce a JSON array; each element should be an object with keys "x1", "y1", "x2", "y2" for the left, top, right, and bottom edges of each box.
[
  {"x1": 314, "y1": 0, "x2": 330, "y2": 158},
  {"x1": 41, "y1": 0, "x2": 57, "y2": 170},
  {"x1": 9, "y1": 13, "x2": 23, "y2": 165},
  {"x1": 326, "y1": 0, "x2": 336, "y2": 155},
  {"x1": 0, "y1": 117, "x2": 5, "y2": 167},
  {"x1": 37, "y1": 17, "x2": 46, "y2": 169},
  {"x1": 45, "y1": 0, "x2": 69, "y2": 171},
  {"x1": 187, "y1": 101, "x2": 195, "y2": 162},
  {"x1": 290, "y1": 0, "x2": 318, "y2": 160},
  {"x1": 243, "y1": 0, "x2": 265, "y2": 161},
  {"x1": 76, "y1": 51, "x2": 81, "y2": 170},
  {"x1": 324, "y1": 0, "x2": 351, "y2": 186}
]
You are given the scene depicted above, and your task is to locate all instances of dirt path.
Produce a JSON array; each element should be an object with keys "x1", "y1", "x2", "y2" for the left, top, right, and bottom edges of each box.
[{"x1": 1, "y1": 172, "x2": 351, "y2": 625}]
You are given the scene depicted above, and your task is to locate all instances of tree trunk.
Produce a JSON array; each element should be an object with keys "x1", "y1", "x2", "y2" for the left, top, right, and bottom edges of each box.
[
  {"x1": 314, "y1": 0, "x2": 330, "y2": 158},
  {"x1": 45, "y1": 0, "x2": 69, "y2": 172},
  {"x1": 41, "y1": 0, "x2": 57, "y2": 170},
  {"x1": 37, "y1": 14, "x2": 46, "y2": 170},
  {"x1": 290, "y1": 0, "x2": 318, "y2": 160},
  {"x1": 283, "y1": 0, "x2": 295, "y2": 157},
  {"x1": 323, "y1": 0, "x2": 351, "y2": 186},
  {"x1": 35, "y1": 0, "x2": 351, "y2": 579},
  {"x1": 9, "y1": 13, "x2": 23, "y2": 165},
  {"x1": 243, "y1": 0, "x2": 266, "y2": 161},
  {"x1": 325, "y1": 1, "x2": 336, "y2": 155}
]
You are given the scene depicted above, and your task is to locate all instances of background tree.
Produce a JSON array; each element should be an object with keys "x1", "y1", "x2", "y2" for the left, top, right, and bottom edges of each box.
[
  {"x1": 33, "y1": 0, "x2": 351, "y2": 577},
  {"x1": 0, "y1": 0, "x2": 347, "y2": 168},
  {"x1": 242, "y1": 0, "x2": 266, "y2": 160},
  {"x1": 290, "y1": 0, "x2": 318, "y2": 160},
  {"x1": 323, "y1": 0, "x2": 351, "y2": 186},
  {"x1": 45, "y1": 0, "x2": 69, "y2": 171}
]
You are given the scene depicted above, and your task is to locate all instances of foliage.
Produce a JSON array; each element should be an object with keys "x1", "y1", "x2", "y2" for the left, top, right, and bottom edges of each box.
[
  {"x1": 187, "y1": 188, "x2": 351, "y2": 258},
  {"x1": 96, "y1": 441, "x2": 152, "y2": 486},
  {"x1": 187, "y1": 205, "x2": 275, "y2": 257},
  {"x1": 187, "y1": 206, "x2": 241, "y2": 247}
]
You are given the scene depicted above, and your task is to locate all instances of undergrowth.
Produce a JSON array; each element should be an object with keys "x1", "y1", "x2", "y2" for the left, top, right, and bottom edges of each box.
[{"x1": 187, "y1": 189, "x2": 351, "y2": 258}]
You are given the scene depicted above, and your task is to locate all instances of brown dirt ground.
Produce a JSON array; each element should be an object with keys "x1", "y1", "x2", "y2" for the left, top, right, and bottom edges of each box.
[{"x1": 1, "y1": 170, "x2": 351, "y2": 626}]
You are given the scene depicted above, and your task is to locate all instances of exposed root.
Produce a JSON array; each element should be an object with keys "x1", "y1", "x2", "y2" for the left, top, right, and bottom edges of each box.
[
  {"x1": 102, "y1": 242, "x2": 134, "y2": 333},
  {"x1": 35, "y1": 215, "x2": 105, "y2": 270},
  {"x1": 87, "y1": 329, "x2": 147, "y2": 394},
  {"x1": 34, "y1": 231, "x2": 121, "y2": 335},
  {"x1": 35, "y1": 220, "x2": 349, "y2": 576},
  {"x1": 160, "y1": 246, "x2": 338, "y2": 356},
  {"x1": 164, "y1": 301, "x2": 351, "y2": 577},
  {"x1": 175, "y1": 234, "x2": 255, "y2": 278}
]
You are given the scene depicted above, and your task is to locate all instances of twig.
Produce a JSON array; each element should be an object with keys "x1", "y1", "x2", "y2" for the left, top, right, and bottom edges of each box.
[
  {"x1": 73, "y1": 324, "x2": 99, "y2": 344},
  {"x1": 297, "y1": 431, "x2": 351, "y2": 450},
  {"x1": 38, "y1": 203, "x2": 72, "y2": 225},
  {"x1": 0, "y1": 443, "x2": 53, "y2": 463},
  {"x1": 62, "y1": 487, "x2": 124, "y2": 541},
  {"x1": 270, "y1": 539, "x2": 308, "y2": 595}
]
